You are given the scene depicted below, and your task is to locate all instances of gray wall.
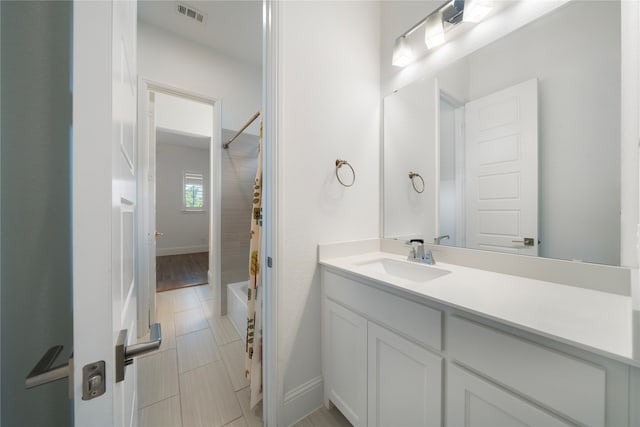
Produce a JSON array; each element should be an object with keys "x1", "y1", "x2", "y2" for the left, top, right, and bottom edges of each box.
[
  {"x1": 221, "y1": 129, "x2": 259, "y2": 290},
  {"x1": 156, "y1": 139, "x2": 210, "y2": 256},
  {"x1": 1, "y1": 2, "x2": 73, "y2": 426}
]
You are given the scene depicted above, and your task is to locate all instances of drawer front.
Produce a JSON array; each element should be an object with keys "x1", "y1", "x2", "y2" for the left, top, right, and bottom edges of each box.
[
  {"x1": 448, "y1": 316, "x2": 605, "y2": 427},
  {"x1": 323, "y1": 269, "x2": 442, "y2": 351}
]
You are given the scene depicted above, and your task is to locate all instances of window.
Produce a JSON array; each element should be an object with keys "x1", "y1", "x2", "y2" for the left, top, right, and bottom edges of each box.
[{"x1": 183, "y1": 171, "x2": 205, "y2": 211}]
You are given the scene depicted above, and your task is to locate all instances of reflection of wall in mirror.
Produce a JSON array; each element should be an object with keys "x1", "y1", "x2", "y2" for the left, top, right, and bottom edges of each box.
[
  {"x1": 438, "y1": 96, "x2": 458, "y2": 247},
  {"x1": 383, "y1": 78, "x2": 437, "y2": 240}
]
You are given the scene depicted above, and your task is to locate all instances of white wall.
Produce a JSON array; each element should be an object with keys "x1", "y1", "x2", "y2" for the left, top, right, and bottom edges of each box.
[
  {"x1": 155, "y1": 92, "x2": 213, "y2": 137},
  {"x1": 138, "y1": 20, "x2": 261, "y2": 135},
  {"x1": 156, "y1": 139, "x2": 210, "y2": 255},
  {"x1": 276, "y1": 1, "x2": 380, "y2": 423}
]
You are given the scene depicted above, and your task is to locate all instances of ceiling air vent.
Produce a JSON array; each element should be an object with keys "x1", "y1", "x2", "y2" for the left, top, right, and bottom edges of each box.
[{"x1": 176, "y1": 3, "x2": 206, "y2": 24}]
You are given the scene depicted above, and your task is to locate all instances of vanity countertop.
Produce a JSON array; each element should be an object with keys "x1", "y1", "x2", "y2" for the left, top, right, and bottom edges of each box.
[{"x1": 320, "y1": 250, "x2": 635, "y2": 364}]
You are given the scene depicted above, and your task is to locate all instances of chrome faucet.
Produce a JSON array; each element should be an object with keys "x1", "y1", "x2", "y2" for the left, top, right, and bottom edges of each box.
[
  {"x1": 407, "y1": 239, "x2": 436, "y2": 265},
  {"x1": 434, "y1": 235, "x2": 450, "y2": 245}
]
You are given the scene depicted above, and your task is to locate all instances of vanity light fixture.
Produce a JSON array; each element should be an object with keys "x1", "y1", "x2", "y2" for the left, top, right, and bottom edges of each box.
[
  {"x1": 392, "y1": 36, "x2": 414, "y2": 67},
  {"x1": 424, "y1": 11, "x2": 446, "y2": 49},
  {"x1": 392, "y1": 0, "x2": 494, "y2": 68}
]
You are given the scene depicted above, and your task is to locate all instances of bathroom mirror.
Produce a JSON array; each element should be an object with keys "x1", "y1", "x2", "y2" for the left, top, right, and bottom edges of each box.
[{"x1": 383, "y1": 0, "x2": 621, "y2": 265}]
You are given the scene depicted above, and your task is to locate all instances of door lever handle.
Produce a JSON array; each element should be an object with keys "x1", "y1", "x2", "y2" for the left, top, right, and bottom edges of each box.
[
  {"x1": 25, "y1": 346, "x2": 71, "y2": 389},
  {"x1": 512, "y1": 237, "x2": 535, "y2": 247},
  {"x1": 116, "y1": 323, "x2": 162, "y2": 382}
]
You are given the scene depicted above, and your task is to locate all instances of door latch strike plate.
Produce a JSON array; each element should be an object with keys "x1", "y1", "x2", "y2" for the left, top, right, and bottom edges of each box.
[{"x1": 82, "y1": 361, "x2": 105, "y2": 400}]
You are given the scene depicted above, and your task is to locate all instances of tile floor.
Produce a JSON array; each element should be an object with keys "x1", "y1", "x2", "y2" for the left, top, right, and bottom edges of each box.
[{"x1": 138, "y1": 284, "x2": 351, "y2": 427}]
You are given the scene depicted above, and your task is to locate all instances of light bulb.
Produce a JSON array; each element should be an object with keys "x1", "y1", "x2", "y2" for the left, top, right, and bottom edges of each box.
[
  {"x1": 392, "y1": 36, "x2": 414, "y2": 67},
  {"x1": 424, "y1": 12, "x2": 445, "y2": 49}
]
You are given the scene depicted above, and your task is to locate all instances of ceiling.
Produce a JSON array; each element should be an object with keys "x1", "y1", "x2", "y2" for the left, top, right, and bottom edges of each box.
[
  {"x1": 157, "y1": 128, "x2": 210, "y2": 150},
  {"x1": 138, "y1": 0, "x2": 262, "y2": 66}
]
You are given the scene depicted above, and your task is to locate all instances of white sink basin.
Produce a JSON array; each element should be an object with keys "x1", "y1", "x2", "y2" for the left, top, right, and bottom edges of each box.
[{"x1": 355, "y1": 258, "x2": 450, "y2": 283}]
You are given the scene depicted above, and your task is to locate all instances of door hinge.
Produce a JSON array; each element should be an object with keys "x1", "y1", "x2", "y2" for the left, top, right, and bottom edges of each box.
[{"x1": 267, "y1": 256, "x2": 273, "y2": 268}]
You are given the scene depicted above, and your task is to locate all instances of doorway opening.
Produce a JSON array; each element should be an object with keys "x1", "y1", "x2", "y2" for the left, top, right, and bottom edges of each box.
[
  {"x1": 135, "y1": 1, "x2": 265, "y2": 425},
  {"x1": 136, "y1": 82, "x2": 221, "y2": 339},
  {"x1": 154, "y1": 92, "x2": 214, "y2": 293}
]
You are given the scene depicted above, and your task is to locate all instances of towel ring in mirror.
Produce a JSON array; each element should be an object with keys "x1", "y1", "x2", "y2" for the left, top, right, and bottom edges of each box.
[
  {"x1": 409, "y1": 172, "x2": 424, "y2": 193},
  {"x1": 336, "y1": 159, "x2": 355, "y2": 187}
]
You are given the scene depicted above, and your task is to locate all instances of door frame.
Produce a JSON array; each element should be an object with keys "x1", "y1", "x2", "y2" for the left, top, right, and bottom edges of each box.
[
  {"x1": 263, "y1": 0, "x2": 281, "y2": 424},
  {"x1": 436, "y1": 89, "x2": 465, "y2": 247},
  {"x1": 136, "y1": 79, "x2": 222, "y2": 336}
]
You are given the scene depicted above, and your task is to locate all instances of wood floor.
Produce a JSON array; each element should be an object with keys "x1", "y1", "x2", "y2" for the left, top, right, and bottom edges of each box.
[
  {"x1": 156, "y1": 252, "x2": 209, "y2": 292},
  {"x1": 138, "y1": 284, "x2": 352, "y2": 427}
]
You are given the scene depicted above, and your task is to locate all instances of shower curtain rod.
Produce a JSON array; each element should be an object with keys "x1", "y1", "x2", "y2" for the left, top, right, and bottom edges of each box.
[{"x1": 223, "y1": 110, "x2": 261, "y2": 149}]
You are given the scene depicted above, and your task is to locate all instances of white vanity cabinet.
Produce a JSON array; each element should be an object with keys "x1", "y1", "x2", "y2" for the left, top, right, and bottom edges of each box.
[{"x1": 321, "y1": 266, "x2": 633, "y2": 427}]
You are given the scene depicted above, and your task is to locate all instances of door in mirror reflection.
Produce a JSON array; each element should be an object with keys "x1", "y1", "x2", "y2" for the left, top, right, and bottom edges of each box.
[{"x1": 439, "y1": 78, "x2": 539, "y2": 255}]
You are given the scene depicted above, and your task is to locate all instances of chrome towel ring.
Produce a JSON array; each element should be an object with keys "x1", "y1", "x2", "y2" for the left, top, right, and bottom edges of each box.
[
  {"x1": 335, "y1": 159, "x2": 355, "y2": 187},
  {"x1": 408, "y1": 172, "x2": 425, "y2": 193}
]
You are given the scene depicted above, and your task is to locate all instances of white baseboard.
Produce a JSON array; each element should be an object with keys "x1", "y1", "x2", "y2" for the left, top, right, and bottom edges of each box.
[
  {"x1": 156, "y1": 245, "x2": 208, "y2": 256},
  {"x1": 283, "y1": 376, "x2": 324, "y2": 427}
]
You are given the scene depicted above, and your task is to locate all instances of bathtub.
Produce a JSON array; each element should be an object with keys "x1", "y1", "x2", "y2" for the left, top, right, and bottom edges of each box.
[{"x1": 227, "y1": 281, "x2": 248, "y2": 342}]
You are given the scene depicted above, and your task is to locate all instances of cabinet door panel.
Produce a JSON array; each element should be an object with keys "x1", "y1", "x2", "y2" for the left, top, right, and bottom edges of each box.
[
  {"x1": 368, "y1": 322, "x2": 442, "y2": 427},
  {"x1": 324, "y1": 300, "x2": 367, "y2": 427},
  {"x1": 447, "y1": 364, "x2": 576, "y2": 427}
]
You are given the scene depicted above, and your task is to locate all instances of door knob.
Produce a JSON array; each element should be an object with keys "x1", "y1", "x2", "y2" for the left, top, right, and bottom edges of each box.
[
  {"x1": 26, "y1": 346, "x2": 107, "y2": 400},
  {"x1": 154, "y1": 231, "x2": 163, "y2": 237},
  {"x1": 25, "y1": 345, "x2": 72, "y2": 391},
  {"x1": 115, "y1": 323, "x2": 162, "y2": 382}
]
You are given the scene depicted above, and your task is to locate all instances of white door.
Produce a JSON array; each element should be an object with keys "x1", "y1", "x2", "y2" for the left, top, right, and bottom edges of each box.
[
  {"x1": 367, "y1": 322, "x2": 442, "y2": 427},
  {"x1": 447, "y1": 365, "x2": 574, "y2": 427},
  {"x1": 72, "y1": 1, "x2": 140, "y2": 425},
  {"x1": 465, "y1": 79, "x2": 538, "y2": 255}
]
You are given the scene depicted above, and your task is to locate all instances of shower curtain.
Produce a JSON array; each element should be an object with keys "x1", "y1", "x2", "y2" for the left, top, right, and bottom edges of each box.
[{"x1": 245, "y1": 116, "x2": 263, "y2": 409}]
